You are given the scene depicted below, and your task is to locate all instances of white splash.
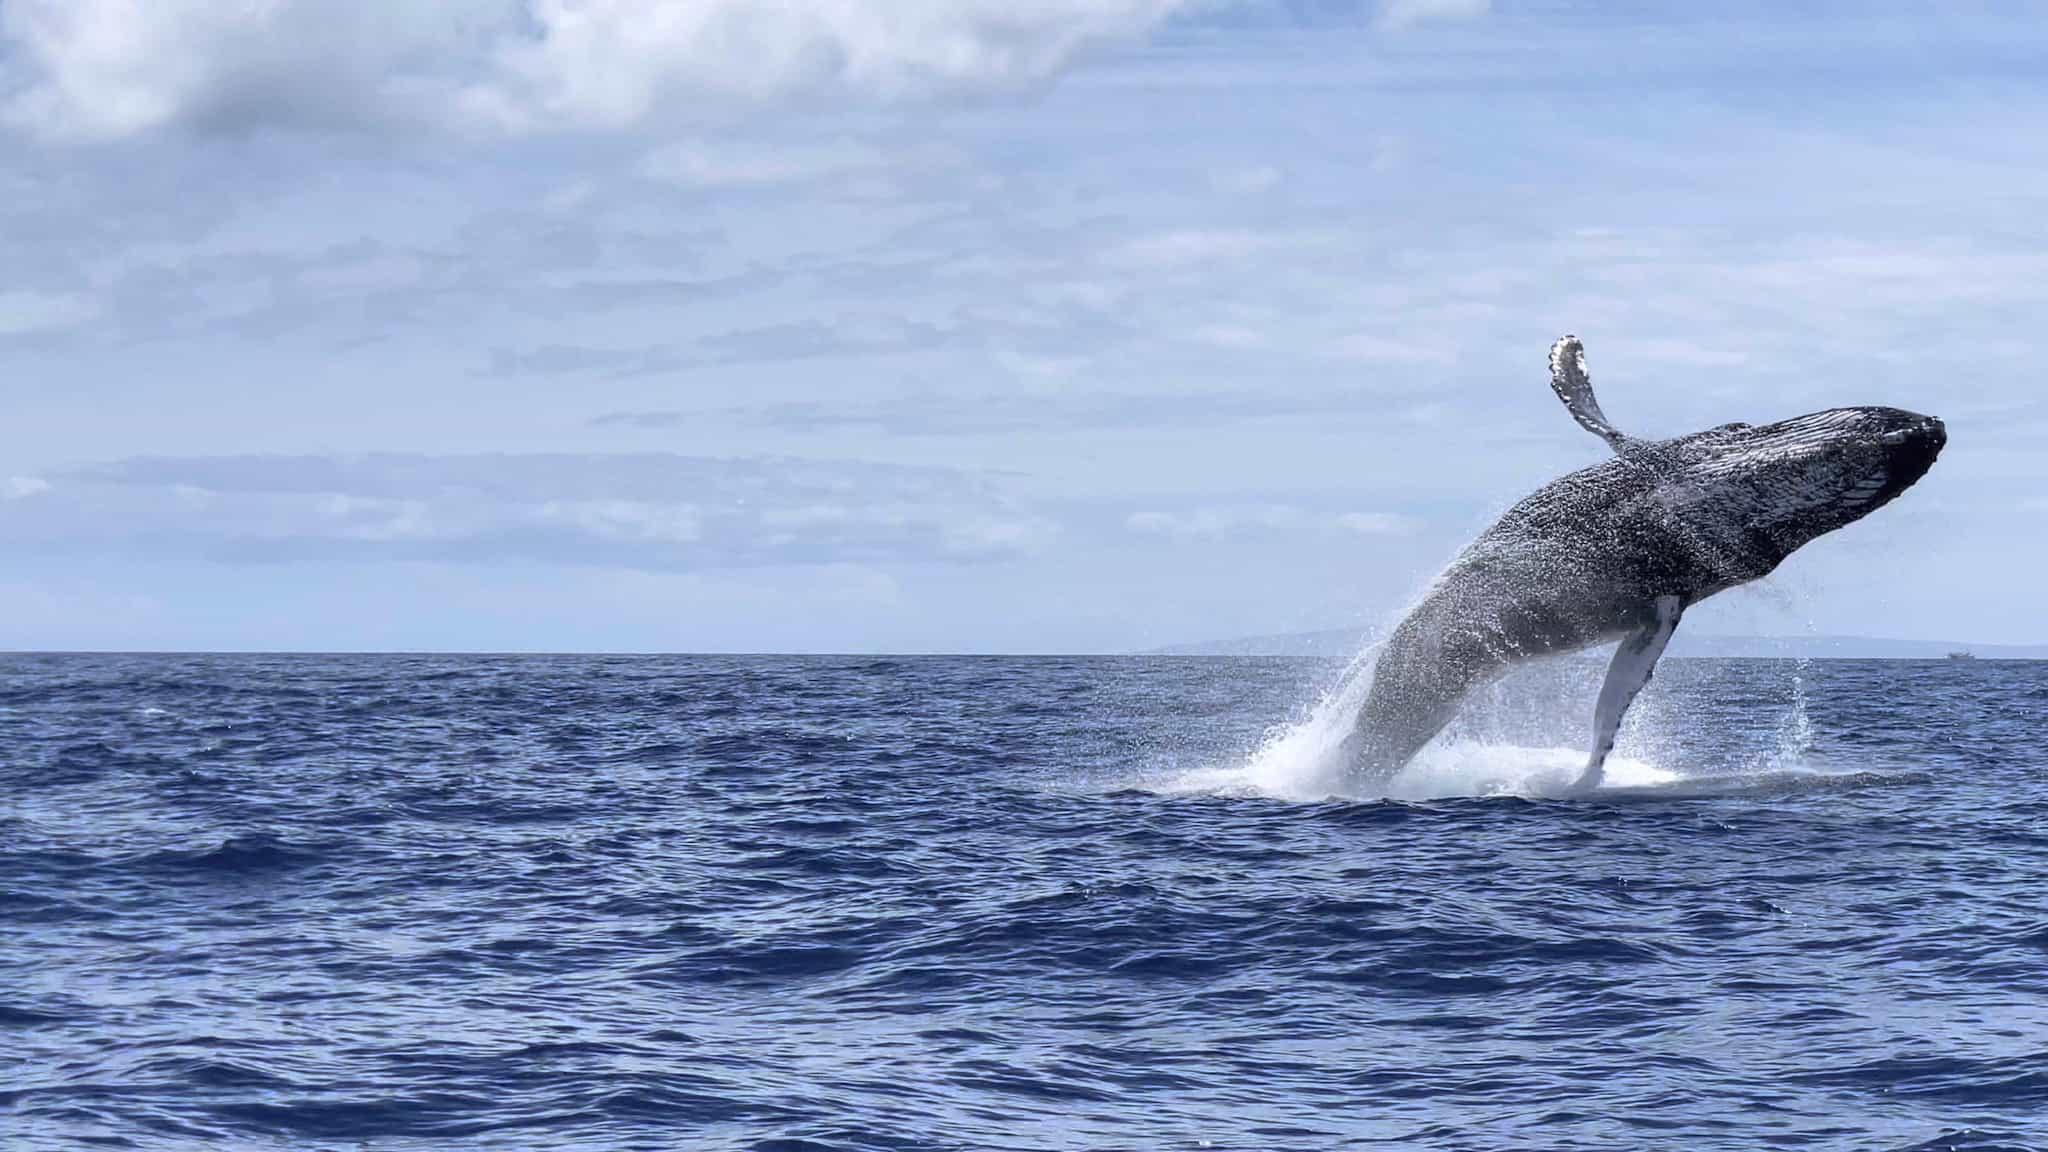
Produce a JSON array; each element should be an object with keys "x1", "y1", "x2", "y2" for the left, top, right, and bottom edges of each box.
[
  {"x1": 1142, "y1": 643, "x2": 1693, "y2": 803},
  {"x1": 1129, "y1": 610, "x2": 1837, "y2": 805},
  {"x1": 1142, "y1": 647, "x2": 1643, "y2": 801},
  {"x1": 1159, "y1": 732, "x2": 1678, "y2": 804}
]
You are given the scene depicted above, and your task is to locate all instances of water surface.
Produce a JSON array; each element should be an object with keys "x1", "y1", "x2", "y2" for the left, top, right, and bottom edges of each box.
[{"x1": 4, "y1": 654, "x2": 2044, "y2": 1150}]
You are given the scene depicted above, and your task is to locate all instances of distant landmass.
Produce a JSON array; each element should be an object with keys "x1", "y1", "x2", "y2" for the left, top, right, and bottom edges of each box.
[{"x1": 1147, "y1": 628, "x2": 2048, "y2": 660}]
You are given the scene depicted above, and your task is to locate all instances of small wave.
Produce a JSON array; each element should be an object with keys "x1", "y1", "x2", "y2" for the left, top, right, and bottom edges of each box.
[
  {"x1": 141, "y1": 1055, "x2": 298, "y2": 1090},
  {"x1": 1891, "y1": 1130, "x2": 2045, "y2": 1152},
  {"x1": 0, "y1": 999, "x2": 80, "y2": 1028},
  {"x1": 131, "y1": 833, "x2": 324, "y2": 877}
]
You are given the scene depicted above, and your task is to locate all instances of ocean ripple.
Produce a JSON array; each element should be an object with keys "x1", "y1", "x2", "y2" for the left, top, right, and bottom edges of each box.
[{"x1": 2, "y1": 653, "x2": 2045, "y2": 1151}]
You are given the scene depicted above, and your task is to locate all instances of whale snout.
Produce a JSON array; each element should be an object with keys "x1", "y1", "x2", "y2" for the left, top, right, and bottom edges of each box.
[
  {"x1": 1881, "y1": 411, "x2": 1945, "y2": 451},
  {"x1": 1889, "y1": 411, "x2": 1944, "y2": 456},
  {"x1": 1871, "y1": 410, "x2": 1945, "y2": 498}
]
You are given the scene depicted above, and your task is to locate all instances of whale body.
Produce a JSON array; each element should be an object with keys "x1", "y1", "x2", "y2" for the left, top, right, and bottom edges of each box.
[{"x1": 1346, "y1": 336, "x2": 1946, "y2": 792}]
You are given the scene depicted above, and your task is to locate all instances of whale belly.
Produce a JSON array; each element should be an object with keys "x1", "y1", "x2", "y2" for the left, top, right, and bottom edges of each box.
[{"x1": 1346, "y1": 553, "x2": 1641, "y2": 780}]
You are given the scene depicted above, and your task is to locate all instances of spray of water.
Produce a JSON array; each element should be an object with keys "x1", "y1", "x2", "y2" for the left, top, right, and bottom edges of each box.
[
  {"x1": 1144, "y1": 639, "x2": 1826, "y2": 804},
  {"x1": 1128, "y1": 539, "x2": 1841, "y2": 804}
]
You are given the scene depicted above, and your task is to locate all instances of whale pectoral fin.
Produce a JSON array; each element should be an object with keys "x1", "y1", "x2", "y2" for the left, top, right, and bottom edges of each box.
[
  {"x1": 1548, "y1": 334, "x2": 1631, "y2": 453},
  {"x1": 1572, "y1": 595, "x2": 1683, "y2": 794}
]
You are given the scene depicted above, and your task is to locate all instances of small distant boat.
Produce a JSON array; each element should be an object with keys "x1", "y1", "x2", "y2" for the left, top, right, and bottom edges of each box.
[{"x1": 1947, "y1": 650, "x2": 1977, "y2": 661}]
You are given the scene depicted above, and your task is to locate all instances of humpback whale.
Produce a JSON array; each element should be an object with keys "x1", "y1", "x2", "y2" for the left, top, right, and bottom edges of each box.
[{"x1": 1347, "y1": 335, "x2": 1946, "y2": 792}]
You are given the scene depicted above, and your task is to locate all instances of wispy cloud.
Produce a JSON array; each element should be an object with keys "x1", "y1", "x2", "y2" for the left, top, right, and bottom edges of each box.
[
  {"x1": 699, "y1": 316, "x2": 959, "y2": 364},
  {"x1": 1104, "y1": 227, "x2": 1334, "y2": 272},
  {"x1": 1335, "y1": 512, "x2": 1418, "y2": 536},
  {"x1": 0, "y1": 3, "x2": 2032, "y2": 651},
  {"x1": 12, "y1": 453, "x2": 1054, "y2": 570},
  {"x1": 589, "y1": 387, "x2": 1446, "y2": 438},
  {"x1": 642, "y1": 138, "x2": 893, "y2": 190},
  {"x1": 1376, "y1": 0, "x2": 1491, "y2": 31},
  {"x1": 482, "y1": 0, "x2": 1189, "y2": 129},
  {"x1": 1125, "y1": 505, "x2": 1424, "y2": 542},
  {"x1": 0, "y1": 289, "x2": 96, "y2": 336},
  {"x1": 1127, "y1": 503, "x2": 1303, "y2": 540}
]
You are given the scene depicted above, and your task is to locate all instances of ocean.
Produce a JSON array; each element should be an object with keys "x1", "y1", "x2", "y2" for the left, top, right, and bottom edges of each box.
[{"x1": 4, "y1": 653, "x2": 2044, "y2": 1151}]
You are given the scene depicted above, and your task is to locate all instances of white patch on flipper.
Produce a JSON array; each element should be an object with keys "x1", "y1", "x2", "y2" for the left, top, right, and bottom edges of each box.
[
  {"x1": 1548, "y1": 333, "x2": 1631, "y2": 452},
  {"x1": 1576, "y1": 594, "x2": 1683, "y2": 793}
]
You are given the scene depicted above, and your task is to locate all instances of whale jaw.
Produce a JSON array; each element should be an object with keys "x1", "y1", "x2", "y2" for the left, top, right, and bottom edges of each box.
[{"x1": 1715, "y1": 406, "x2": 1945, "y2": 564}]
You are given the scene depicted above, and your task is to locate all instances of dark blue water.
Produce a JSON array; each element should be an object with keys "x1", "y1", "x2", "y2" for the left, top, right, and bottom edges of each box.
[{"x1": 4, "y1": 654, "x2": 2045, "y2": 1151}]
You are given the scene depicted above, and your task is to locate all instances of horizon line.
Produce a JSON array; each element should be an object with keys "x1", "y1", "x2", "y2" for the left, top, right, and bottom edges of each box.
[{"x1": 1, "y1": 648, "x2": 2040, "y2": 660}]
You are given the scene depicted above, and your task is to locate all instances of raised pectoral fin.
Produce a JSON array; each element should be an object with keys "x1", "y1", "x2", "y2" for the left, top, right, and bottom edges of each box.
[
  {"x1": 1573, "y1": 595, "x2": 1683, "y2": 793},
  {"x1": 1548, "y1": 334, "x2": 1632, "y2": 453}
]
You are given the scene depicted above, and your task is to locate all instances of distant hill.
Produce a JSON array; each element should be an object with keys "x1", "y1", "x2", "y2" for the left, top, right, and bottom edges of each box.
[{"x1": 1146, "y1": 628, "x2": 2048, "y2": 660}]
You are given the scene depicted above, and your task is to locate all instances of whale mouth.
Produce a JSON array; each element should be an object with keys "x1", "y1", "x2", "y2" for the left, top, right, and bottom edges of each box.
[
  {"x1": 1840, "y1": 470, "x2": 1890, "y2": 508},
  {"x1": 1869, "y1": 414, "x2": 1944, "y2": 505}
]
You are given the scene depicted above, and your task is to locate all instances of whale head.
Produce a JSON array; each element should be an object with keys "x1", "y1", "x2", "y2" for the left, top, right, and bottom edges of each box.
[{"x1": 1683, "y1": 405, "x2": 1946, "y2": 562}]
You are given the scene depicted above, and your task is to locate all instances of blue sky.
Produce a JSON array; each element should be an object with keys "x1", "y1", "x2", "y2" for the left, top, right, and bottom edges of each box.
[{"x1": 0, "y1": 0, "x2": 2041, "y2": 652}]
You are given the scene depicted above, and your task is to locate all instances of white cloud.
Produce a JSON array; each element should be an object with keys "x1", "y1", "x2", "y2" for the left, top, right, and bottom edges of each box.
[
  {"x1": 1188, "y1": 323, "x2": 1267, "y2": 350},
  {"x1": 4, "y1": 477, "x2": 50, "y2": 500},
  {"x1": 1376, "y1": 0, "x2": 1491, "y2": 31},
  {"x1": 318, "y1": 494, "x2": 436, "y2": 541},
  {"x1": 1126, "y1": 504, "x2": 1301, "y2": 540},
  {"x1": 642, "y1": 139, "x2": 886, "y2": 189},
  {"x1": 942, "y1": 515, "x2": 1059, "y2": 557},
  {"x1": 1324, "y1": 332, "x2": 1458, "y2": 365},
  {"x1": 1128, "y1": 506, "x2": 1418, "y2": 543},
  {"x1": 1106, "y1": 228, "x2": 1309, "y2": 271},
  {"x1": 1209, "y1": 164, "x2": 1281, "y2": 194},
  {"x1": 0, "y1": 290, "x2": 95, "y2": 335},
  {"x1": 1, "y1": 0, "x2": 503, "y2": 137},
  {"x1": 537, "y1": 498, "x2": 702, "y2": 542},
  {"x1": 489, "y1": 0, "x2": 1187, "y2": 128},
  {"x1": 11, "y1": 452, "x2": 1049, "y2": 569},
  {"x1": 1335, "y1": 511, "x2": 1415, "y2": 536},
  {"x1": 2, "y1": 0, "x2": 1190, "y2": 138}
]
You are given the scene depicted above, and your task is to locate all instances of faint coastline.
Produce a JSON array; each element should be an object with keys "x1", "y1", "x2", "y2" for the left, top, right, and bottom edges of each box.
[{"x1": 1147, "y1": 629, "x2": 2048, "y2": 660}]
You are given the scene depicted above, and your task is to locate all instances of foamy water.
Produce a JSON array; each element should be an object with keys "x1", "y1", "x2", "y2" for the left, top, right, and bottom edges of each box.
[
  {"x1": 1162, "y1": 739, "x2": 1680, "y2": 802},
  {"x1": 1143, "y1": 643, "x2": 1820, "y2": 803}
]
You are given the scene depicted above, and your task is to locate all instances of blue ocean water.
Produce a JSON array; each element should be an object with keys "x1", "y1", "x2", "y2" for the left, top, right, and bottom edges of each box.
[{"x1": 3, "y1": 652, "x2": 2045, "y2": 1151}]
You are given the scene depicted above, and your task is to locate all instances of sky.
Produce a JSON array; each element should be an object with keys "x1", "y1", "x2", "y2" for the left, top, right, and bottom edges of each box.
[{"x1": 0, "y1": 0, "x2": 2042, "y2": 653}]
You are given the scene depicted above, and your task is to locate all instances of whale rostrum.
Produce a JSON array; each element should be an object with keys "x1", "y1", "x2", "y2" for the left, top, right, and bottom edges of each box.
[{"x1": 1346, "y1": 334, "x2": 1946, "y2": 792}]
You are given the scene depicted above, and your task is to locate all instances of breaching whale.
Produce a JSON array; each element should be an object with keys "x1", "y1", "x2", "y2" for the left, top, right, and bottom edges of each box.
[{"x1": 1346, "y1": 335, "x2": 1946, "y2": 792}]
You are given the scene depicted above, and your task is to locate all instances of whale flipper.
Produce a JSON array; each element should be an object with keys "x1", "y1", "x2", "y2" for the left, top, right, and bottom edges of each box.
[
  {"x1": 1572, "y1": 595, "x2": 1683, "y2": 793},
  {"x1": 1548, "y1": 335, "x2": 1631, "y2": 453}
]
